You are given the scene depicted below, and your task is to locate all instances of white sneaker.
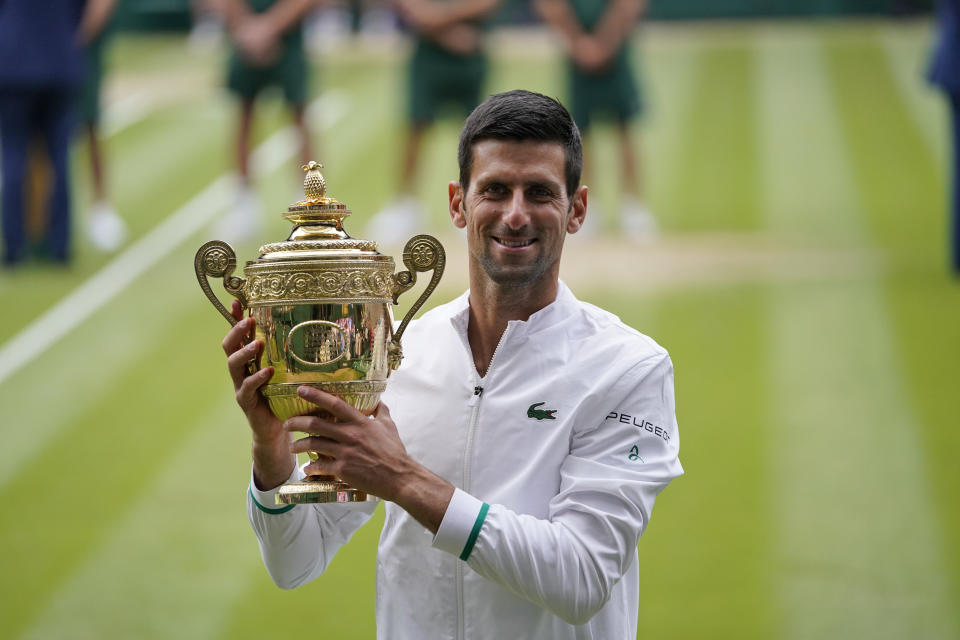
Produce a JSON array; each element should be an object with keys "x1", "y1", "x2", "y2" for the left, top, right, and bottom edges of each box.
[
  {"x1": 365, "y1": 195, "x2": 424, "y2": 248},
  {"x1": 87, "y1": 202, "x2": 128, "y2": 252},
  {"x1": 214, "y1": 185, "x2": 262, "y2": 244},
  {"x1": 187, "y1": 15, "x2": 223, "y2": 53},
  {"x1": 621, "y1": 198, "x2": 658, "y2": 242}
]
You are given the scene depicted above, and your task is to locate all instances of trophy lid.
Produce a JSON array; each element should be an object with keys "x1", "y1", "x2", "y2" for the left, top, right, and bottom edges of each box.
[{"x1": 254, "y1": 161, "x2": 384, "y2": 262}]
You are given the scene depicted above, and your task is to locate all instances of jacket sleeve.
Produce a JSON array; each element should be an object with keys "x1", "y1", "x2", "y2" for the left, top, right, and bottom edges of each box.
[
  {"x1": 247, "y1": 465, "x2": 378, "y2": 589},
  {"x1": 431, "y1": 352, "x2": 683, "y2": 625}
]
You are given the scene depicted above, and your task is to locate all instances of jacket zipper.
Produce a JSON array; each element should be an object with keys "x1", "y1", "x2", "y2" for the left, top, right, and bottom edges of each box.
[
  {"x1": 463, "y1": 323, "x2": 512, "y2": 492},
  {"x1": 457, "y1": 323, "x2": 514, "y2": 640}
]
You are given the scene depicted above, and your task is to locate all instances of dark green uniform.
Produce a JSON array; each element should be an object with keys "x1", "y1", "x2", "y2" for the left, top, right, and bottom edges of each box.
[
  {"x1": 408, "y1": 23, "x2": 488, "y2": 124},
  {"x1": 226, "y1": 0, "x2": 308, "y2": 104},
  {"x1": 568, "y1": 0, "x2": 643, "y2": 131}
]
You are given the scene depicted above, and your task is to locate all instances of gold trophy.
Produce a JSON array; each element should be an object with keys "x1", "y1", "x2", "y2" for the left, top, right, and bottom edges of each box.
[{"x1": 195, "y1": 162, "x2": 444, "y2": 504}]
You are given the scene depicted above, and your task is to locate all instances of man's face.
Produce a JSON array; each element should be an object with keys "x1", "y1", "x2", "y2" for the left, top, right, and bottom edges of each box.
[{"x1": 448, "y1": 140, "x2": 586, "y2": 289}]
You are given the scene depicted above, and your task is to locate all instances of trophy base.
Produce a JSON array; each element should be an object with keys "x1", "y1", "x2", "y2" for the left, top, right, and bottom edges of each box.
[{"x1": 276, "y1": 477, "x2": 379, "y2": 504}]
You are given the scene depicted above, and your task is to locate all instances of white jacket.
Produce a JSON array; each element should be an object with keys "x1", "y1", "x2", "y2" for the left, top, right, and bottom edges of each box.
[{"x1": 248, "y1": 282, "x2": 683, "y2": 639}]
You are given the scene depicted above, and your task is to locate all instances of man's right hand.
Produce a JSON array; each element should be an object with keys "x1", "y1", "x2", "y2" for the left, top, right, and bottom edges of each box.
[{"x1": 223, "y1": 299, "x2": 295, "y2": 490}]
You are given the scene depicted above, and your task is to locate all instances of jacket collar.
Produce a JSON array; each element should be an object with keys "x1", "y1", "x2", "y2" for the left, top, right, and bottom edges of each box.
[{"x1": 448, "y1": 280, "x2": 578, "y2": 339}]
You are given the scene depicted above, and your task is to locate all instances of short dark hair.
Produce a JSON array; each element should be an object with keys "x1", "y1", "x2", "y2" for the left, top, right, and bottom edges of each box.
[{"x1": 458, "y1": 90, "x2": 583, "y2": 198}]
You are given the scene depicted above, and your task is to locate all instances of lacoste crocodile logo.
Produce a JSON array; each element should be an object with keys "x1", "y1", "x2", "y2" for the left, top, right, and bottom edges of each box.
[{"x1": 527, "y1": 402, "x2": 557, "y2": 420}]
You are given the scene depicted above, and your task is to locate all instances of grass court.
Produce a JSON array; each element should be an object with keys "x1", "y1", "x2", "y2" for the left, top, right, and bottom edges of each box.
[{"x1": 0, "y1": 18, "x2": 958, "y2": 639}]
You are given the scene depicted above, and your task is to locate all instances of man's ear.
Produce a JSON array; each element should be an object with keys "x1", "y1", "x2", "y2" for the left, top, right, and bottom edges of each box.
[
  {"x1": 449, "y1": 181, "x2": 466, "y2": 229},
  {"x1": 566, "y1": 185, "x2": 588, "y2": 234}
]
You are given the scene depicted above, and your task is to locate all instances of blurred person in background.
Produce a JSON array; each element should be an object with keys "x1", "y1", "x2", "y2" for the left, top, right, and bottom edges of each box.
[
  {"x1": 929, "y1": 0, "x2": 960, "y2": 274},
  {"x1": 0, "y1": 0, "x2": 110, "y2": 267},
  {"x1": 535, "y1": 0, "x2": 655, "y2": 240},
  {"x1": 215, "y1": 0, "x2": 319, "y2": 242},
  {"x1": 77, "y1": 0, "x2": 129, "y2": 253},
  {"x1": 366, "y1": 0, "x2": 501, "y2": 245}
]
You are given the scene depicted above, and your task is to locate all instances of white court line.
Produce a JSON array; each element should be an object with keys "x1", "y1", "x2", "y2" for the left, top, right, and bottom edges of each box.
[
  {"x1": 0, "y1": 91, "x2": 349, "y2": 387},
  {"x1": 102, "y1": 92, "x2": 155, "y2": 138}
]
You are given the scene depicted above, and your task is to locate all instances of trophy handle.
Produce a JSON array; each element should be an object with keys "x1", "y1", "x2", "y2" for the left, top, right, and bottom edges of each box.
[
  {"x1": 391, "y1": 234, "x2": 445, "y2": 345},
  {"x1": 194, "y1": 240, "x2": 248, "y2": 326}
]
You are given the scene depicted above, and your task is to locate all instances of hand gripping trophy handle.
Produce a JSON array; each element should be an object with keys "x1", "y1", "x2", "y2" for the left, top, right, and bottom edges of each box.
[
  {"x1": 194, "y1": 240, "x2": 248, "y2": 325},
  {"x1": 389, "y1": 235, "x2": 446, "y2": 368}
]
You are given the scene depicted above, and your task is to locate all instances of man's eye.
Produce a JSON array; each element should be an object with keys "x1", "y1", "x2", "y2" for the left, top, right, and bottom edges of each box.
[
  {"x1": 528, "y1": 187, "x2": 554, "y2": 200},
  {"x1": 484, "y1": 184, "x2": 507, "y2": 196}
]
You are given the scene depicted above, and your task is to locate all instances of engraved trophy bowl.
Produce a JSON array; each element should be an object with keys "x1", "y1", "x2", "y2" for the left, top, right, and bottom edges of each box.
[{"x1": 195, "y1": 162, "x2": 444, "y2": 504}]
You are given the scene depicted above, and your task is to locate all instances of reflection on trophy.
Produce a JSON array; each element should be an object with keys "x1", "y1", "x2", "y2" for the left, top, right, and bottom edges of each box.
[{"x1": 195, "y1": 161, "x2": 444, "y2": 504}]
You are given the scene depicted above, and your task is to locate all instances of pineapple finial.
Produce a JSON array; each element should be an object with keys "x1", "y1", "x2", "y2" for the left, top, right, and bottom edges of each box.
[{"x1": 302, "y1": 161, "x2": 326, "y2": 201}]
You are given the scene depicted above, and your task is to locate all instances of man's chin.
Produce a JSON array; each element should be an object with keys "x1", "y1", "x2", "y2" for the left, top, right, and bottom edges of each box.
[{"x1": 478, "y1": 259, "x2": 548, "y2": 288}]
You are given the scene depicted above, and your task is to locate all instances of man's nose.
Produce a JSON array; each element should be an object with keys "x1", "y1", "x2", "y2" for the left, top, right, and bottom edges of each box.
[{"x1": 502, "y1": 190, "x2": 529, "y2": 230}]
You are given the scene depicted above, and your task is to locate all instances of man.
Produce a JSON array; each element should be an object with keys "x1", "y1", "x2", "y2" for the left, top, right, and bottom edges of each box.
[
  {"x1": 365, "y1": 0, "x2": 501, "y2": 246},
  {"x1": 223, "y1": 90, "x2": 682, "y2": 638},
  {"x1": 0, "y1": 0, "x2": 90, "y2": 266},
  {"x1": 215, "y1": 0, "x2": 317, "y2": 242},
  {"x1": 535, "y1": 0, "x2": 655, "y2": 239}
]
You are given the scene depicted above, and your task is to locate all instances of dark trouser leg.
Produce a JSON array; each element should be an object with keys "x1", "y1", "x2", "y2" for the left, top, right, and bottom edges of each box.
[
  {"x1": 0, "y1": 91, "x2": 31, "y2": 265},
  {"x1": 39, "y1": 89, "x2": 76, "y2": 262}
]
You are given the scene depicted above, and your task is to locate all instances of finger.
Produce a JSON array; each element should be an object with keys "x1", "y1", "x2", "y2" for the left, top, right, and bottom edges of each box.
[
  {"x1": 284, "y1": 414, "x2": 340, "y2": 438},
  {"x1": 222, "y1": 316, "x2": 255, "y2": 355},
  {"x1": 296, "y1": 386, "x2": 365, "y2": 423},
  {"x1": 227, "y1": 339, "x2": 263, "y2": 388},
  {"x1": 230, "y1": 299, "x2": 245, "y2": 324},
  {"x1": 289, "y1": 434, "x2": 339, "y2": 457},
  {"x1": 236, "y1": 365, "x2": 273, "y2": 410}
]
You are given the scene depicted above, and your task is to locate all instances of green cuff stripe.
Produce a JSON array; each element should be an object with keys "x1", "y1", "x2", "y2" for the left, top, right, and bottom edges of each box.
[
  {"x1": 249, "y1": 486, "x2": 296, "y2": 515},
  {"x1": 459, "y1": 502, "x2": 490, "y2": 561}
]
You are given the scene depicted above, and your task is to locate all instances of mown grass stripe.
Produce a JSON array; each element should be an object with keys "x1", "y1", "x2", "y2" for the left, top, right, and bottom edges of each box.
[
  {"x1": 0, "y1": 250, "x2": 209, "y2": 488},
  {"x1": 823, "y1": 30, "x2": 942, "y2": 262},
  {"x1": 631, "y1": 286, "x2": 775, "y2": 639},
  {"x1": 643, "y1": 30, "x2": 703, "y2": 230},
  {"x1": 0, "y1": 298, "x2": 237, "y2": 637},
  {"x1": 21, "y1": 397, "x2": 258, "y2": 640},
  {"x1": 665, "y1": 38, "x2": 761, "y2": 232},
  {"x1": 769, "y1": 282, "x2": 957, "y2": 639},
  {"x1": 760, "y1": 28, "x2": 957, "y2": 637},
  {"x1": 756, "y1": 24, "x2": 868, "y2": 244},
  {"x1": 827, "y1": 25, "x2": 959, "y2": 636},
  {"x1": 878, "y1": 21, "x2": 947, "y2": 160}
]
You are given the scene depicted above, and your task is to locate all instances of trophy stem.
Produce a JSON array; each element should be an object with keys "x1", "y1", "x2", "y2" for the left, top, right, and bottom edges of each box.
[{"x1": 276, "y1": 476, "x2": 379, "y2": 504}]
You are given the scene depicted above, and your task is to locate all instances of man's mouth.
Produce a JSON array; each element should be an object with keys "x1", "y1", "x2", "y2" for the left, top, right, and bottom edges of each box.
[{"x1": 493, "y1": 237, "x2": 535, "y2": 248}]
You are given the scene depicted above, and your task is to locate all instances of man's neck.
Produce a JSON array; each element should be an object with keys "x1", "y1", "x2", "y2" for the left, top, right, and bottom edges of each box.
[{"x1": 466, "y1": 277, "x2": 559, "y2": 377}]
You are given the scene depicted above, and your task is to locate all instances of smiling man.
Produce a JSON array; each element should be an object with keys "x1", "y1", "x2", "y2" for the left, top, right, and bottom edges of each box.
[{"x1": 223, "y1": 89, "x2": 682, "y2": 639}]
